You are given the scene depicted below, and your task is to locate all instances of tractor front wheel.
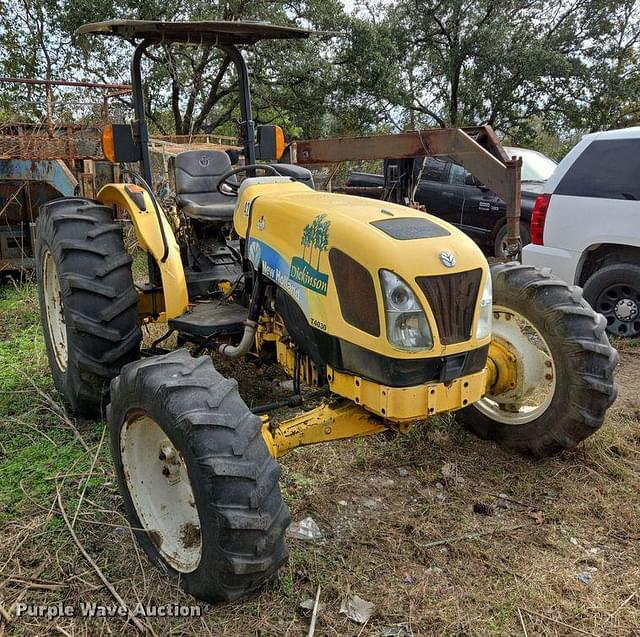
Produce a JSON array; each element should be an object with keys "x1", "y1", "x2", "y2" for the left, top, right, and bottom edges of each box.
[
  {"x1": 108, "y1": 349, "x2": 290, "y2": 602},
  {"x1": 460, "y1": 263, "x2": 618, "y2": 457}
]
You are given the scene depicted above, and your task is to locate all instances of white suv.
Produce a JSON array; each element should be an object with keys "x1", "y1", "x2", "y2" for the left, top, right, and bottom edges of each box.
[{"x1": 522, "y1": 127, "x2": 640, "y2": 338}]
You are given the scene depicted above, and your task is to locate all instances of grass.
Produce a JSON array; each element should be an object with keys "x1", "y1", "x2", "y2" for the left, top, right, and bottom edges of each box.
[
  {"x1": 0, "y1": 283, "x2": 99, "y2": 527},
  {"x1": 0, "y1": 278, "x2": 638, "y2": 636}
]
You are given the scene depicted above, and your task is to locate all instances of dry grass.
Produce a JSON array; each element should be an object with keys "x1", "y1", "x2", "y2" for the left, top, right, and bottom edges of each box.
[{"x1": 0, "y1": 280, "x2": 638, "y2": 636}]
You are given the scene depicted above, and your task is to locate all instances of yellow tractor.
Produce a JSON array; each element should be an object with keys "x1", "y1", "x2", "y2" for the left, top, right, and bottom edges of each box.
[{"x1": 35, "y1": 20, "x2": 617, "y2": 602}]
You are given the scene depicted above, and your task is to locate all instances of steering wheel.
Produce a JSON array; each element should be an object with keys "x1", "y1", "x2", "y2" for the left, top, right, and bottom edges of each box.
[{"x1": 217, "y1": 164, "x2": 282, "y2": 196}]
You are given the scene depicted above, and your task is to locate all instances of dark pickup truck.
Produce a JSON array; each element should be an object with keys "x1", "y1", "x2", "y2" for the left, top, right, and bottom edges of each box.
[{"x1": 346, "y1": 146, "x2": 556, "y2": 257}]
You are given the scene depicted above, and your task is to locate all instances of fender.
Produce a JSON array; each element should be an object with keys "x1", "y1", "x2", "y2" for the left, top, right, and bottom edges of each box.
[{"x1": 97, "y1": 184, "x2": 188, "y2": 320}]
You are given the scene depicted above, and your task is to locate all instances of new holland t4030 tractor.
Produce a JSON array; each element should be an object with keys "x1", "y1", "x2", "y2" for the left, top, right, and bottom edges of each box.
[{"x1": 34, "y1": 20, "x2": 618, "y2": 602}]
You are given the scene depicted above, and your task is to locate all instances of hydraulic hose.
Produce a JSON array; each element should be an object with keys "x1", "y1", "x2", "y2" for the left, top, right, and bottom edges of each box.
[
  {"x1": 216, "y1": 320, "x2": 258, "y2": 359},
  {"x1": 196, "y1": 275, "x2": 267, "y2": 359}
]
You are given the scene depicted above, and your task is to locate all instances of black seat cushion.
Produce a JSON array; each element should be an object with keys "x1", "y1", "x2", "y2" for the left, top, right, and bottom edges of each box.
[{"x1": 174, "y1": 150, "x2": 237, "y2": 220}]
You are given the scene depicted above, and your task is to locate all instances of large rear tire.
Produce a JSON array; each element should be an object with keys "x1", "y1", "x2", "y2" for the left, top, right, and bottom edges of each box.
[
  {"x1": 35, "y1": 198, "x2": 141, "y2": 417},
  {"x1": 460, "y1": 263, "x2": 618, "y2": 457},
  {"x1": 108, "y1": 349, "x2": 290, "y2": 602}
]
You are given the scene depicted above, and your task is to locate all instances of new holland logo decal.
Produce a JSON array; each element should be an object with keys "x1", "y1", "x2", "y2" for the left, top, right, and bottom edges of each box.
[{"x1": 290, "y1": 214, "x2": 331, "y2": 295}]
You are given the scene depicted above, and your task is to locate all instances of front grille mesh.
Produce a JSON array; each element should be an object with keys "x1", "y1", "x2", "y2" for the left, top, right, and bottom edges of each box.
[{"x1": 415, "y1": 269, "x2": 482, "y2": 345}]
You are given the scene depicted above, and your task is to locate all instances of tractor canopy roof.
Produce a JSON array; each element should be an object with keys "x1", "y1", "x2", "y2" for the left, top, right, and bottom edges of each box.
[{"x1": 77, "y1": 20, "x2": 314, "y2": 45}]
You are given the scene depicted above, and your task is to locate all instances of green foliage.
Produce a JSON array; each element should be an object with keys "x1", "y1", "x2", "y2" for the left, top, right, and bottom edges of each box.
[
  {"x1": 0, "y1": 429, "x2": 90, "y2": 519},
  {"x1": 0, "y1": 0, "x2": 639, "y2": 148},
  {"x1": 365, "y1": 0, "x2": 640, "y2": 143},
  {"x1": 0, "y1": 282, "x2": 93, "y2": 523}
]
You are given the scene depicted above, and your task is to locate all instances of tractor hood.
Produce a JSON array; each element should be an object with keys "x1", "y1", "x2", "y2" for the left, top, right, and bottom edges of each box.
[{"x1": 235, "y1": 180, "x2": 491, "y2": 359}]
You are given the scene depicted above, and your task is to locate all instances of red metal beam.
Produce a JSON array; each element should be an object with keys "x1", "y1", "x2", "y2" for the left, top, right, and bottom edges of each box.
[
  {"x1": 289, "y1": 125, "x2": 523, "y2": 256},
  {"x1": 290, "y1": 128, "x2": 518, "y2": 208}
]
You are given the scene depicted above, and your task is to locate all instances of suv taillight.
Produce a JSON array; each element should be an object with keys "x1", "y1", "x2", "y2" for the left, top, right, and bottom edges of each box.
[{"x1": 531, "y1": 194, "x2": 551, "y2": 245}]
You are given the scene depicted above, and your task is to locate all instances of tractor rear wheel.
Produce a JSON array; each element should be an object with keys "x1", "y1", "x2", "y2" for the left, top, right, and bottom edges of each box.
[
  {"x1": 108, "y1": 349, "x2": 290, "y2": 602},
  {"x1": 35, "y1": 198, "x2": 141, "y2": 417},
  {"x1": 460, "y1": 263, "x2": 618, "y2": 457}
]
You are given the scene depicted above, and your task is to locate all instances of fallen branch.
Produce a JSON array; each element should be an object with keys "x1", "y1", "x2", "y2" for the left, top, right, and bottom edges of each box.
[
  {"x1": 604, "y1": 589, "x2": 637, "y2": 623},
  {"x1": 308, "y1": 585, "x2": 321, "y2": 637},
  {"x1": 72, "y1": 424, "x2": 106, "y2": 528},
  {"x1": 0, "y1": 601, "x2": 11, "y2": 625},
  {"x1": 9, "y1": 365, "x2": 90, "y2": 454},
  {"x1": 55, "y1": 483, "x2": 148, "y2": 634},
  {"x1": 520, "y1": 607, "x2": 599, "y2": 637},
  {"x1": 487, "y1": 492, "x2": 537, "y2": 509},
  {"x1": 8, "y1": 565, "x2": 45, "y2": 617},
  {"x1": 6, "y1": 577, "x2": 65, "y2": 591},
  {"x1": 517, "y1": 607, "x2": 529, "y2": 637},
  {"x1": 421, "y1": 523, "x2": 529, "y2": 549}
]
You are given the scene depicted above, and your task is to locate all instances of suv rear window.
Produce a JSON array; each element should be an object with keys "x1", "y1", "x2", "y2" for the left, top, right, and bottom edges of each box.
[{"x1": 556, "y1": 138, "x2": 640, "y2": 200}]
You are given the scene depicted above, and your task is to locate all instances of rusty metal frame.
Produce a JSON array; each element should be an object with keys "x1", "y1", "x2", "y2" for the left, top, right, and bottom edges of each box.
[
  {"x1": 289, "y1": 125, "x2": 522, "y2": 255},
  {"x1": 0, "y1": 77, "x2": 133, "y2": 161}
]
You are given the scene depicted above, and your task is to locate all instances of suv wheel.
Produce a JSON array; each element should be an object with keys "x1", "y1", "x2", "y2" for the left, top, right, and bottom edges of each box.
[
  {"x1": 583, "y1": 263, "x2": 640, "y2": 338},
  {"x1": 493, "y1": 222, "x2": 531, "y2": 258}
]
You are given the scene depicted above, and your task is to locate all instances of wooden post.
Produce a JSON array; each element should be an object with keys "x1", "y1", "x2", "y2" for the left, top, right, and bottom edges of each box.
[
  {"x1": 45, "y1": 84, "x2": 54, "y2": 138},
  {"x1": 80, "y1": 160, "x2": 96, "y2": 198}
]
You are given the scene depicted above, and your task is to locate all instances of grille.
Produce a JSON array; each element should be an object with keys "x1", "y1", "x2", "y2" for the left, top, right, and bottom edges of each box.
[
  {"x1": 329, "y1": 248, "x2": 380, "y2": 336},
  {"x1": 416, "y1": 269, "x2": 482, "y2": 345}
]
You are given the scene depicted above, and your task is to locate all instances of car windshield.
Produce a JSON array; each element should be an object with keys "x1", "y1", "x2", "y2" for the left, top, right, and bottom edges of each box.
[{"x1": 504, "y1": 147, "x2": 557, "y2": 181}]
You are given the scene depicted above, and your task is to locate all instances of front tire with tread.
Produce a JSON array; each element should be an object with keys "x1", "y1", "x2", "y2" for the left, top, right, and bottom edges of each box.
[
  {"x1": 460, "y1": 263, "x2": 618, "y2": 457},
  {"x1": 108, "y1": 349, "x2": 290, "y2": 603}
]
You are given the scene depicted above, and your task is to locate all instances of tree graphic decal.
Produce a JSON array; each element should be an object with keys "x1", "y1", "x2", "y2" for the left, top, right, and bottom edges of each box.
[
  {"x1": 315, "y1": 218, "x2": 330, "y2": 269},
  {"x1": 301, "y1": 214, "x2": 330, "y2": 268},
  {"x1": 301, "y1": 223, "x2": 314, "y2": 262}
]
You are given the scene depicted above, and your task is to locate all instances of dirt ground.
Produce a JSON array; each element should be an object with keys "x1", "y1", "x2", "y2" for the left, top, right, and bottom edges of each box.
[{"x1": 0, "y1": 280, "x2": 639, "y2": 636}]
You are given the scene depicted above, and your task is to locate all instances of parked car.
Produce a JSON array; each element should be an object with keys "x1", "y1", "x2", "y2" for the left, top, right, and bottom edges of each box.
[
  {"x1": 346, "y1": 146, "x2": 557, "y2": 257},
  {"x1": 522, "y1": 127, "x2": 640, "y2": 338}
]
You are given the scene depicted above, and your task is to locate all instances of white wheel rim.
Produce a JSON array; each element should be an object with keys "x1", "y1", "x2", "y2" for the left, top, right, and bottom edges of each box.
[
  {"x1": 43, "y1": 249, "x2": 68, "y2": 371},
  {"x1": 121, "y1": 412, "x2": 202, "y2": 573},
  {"x1": 476, "y1": 306, "x2": 557, "y2": 425}
]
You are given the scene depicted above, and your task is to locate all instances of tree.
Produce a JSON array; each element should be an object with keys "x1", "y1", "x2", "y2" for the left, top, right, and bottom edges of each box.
[
  {"x1": 61, "y1": 0, "x2": 346, "y2": 137},
  {"x1": 1, "y1": 0, "x2": 639, "y2": 154},
  {"x1": 336, "y1": 0, "x2": 640, "y2": 147},
  {"x1": 0, "y1": 0, "x2": 348, "y2": 138},
  {"x1": 0, "y1": 0, "x2": 76, "y2": 120},
  {"x1": 305, "y1": 214, "x2": 329, "y2": 268}
]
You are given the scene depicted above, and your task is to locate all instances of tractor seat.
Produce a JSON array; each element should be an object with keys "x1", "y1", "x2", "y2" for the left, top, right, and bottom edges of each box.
[{"x1": 174, "y1": 150, "x2": 237, "y2": 221}]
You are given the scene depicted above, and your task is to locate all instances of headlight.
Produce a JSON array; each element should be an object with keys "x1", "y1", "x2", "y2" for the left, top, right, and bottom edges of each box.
[
  {"x1": 380, "y1": 270, "x2": 432, "y2": 350},
  {"x1": 475, "y1": 273, "x2": 492, "y2": 339}
]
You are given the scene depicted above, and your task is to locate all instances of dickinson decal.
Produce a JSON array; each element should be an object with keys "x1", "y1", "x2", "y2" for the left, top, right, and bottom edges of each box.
[{"x1": 290, "y1": 214, "x2": 331, "y2": 295}]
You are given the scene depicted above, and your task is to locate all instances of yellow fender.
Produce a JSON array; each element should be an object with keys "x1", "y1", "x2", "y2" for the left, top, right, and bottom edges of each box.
[{"x1": 97, "y1": 184, "x2": 188, "y2": 320}]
